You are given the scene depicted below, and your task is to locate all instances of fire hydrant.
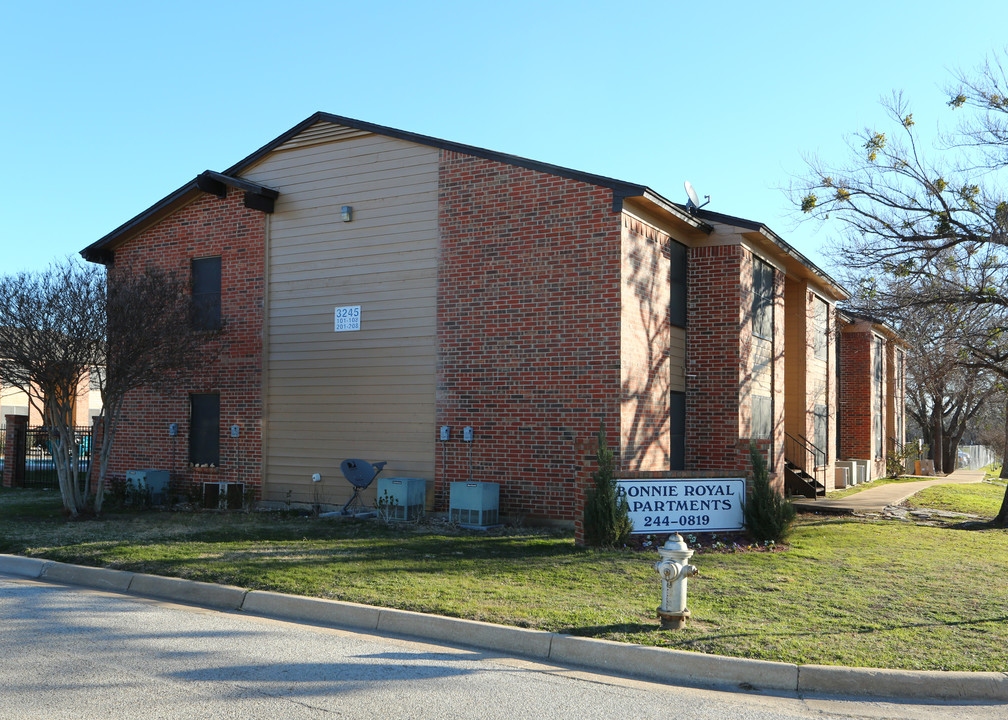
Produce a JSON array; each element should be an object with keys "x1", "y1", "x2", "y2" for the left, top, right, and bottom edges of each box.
[{"x1": 654, "y1": 533, "x2": 698, "y2": 629}]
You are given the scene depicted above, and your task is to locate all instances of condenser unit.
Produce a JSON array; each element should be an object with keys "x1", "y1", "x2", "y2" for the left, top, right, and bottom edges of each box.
[
  {"x1": 203, "y1": 482, "x2": 244, "y2": 510},
  {"x1": 126, "y1": 469, "x2": 170, "y2": 505},
  {"x1": 449, "y1": 481, "x2": 500, "y2": 529},
  {"x1": 376, "y1": 477, "x2": 426, "y2": 521},
  {"x1": 835, "y1": 460, "x2": 855, "y2": 487}
]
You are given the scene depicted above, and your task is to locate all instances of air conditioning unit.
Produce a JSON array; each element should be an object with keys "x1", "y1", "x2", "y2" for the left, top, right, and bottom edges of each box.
[
  {"x1": 126, "y1": 469, "x2": 170, "y2": 505},
  {"x1": 835, "y1": 460, "x2": 855, "y2": 487},
  {"x1": 449, "y1": 481, "x2": 499, "y2": 529},
  {"x1": 853, "y1": 460, "x2": 869, "y2": 485},
  {"x1": 203, "y1": 482, "x2": 244, "y2": 510},
  {"x1": 376, "y1": 477, "x2": 426, "y2": 521},
  {"x1": 834, "y1": 466, "x2": 849, "y2": 490}
]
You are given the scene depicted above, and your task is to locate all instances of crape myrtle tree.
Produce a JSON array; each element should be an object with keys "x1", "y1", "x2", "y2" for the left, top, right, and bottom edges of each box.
[
  {"x1": 0, "y1": 261, "x2": 104, "y2": 516},
  {"x1": 94, "y1": 263, "x2": 217, "y2": 514},
  {"x1": 795, "y1": 51, "x2": 1008, "y2": 524},
  {"x1": 0, "y1": 258, "x2": 213, "y2": 517}
]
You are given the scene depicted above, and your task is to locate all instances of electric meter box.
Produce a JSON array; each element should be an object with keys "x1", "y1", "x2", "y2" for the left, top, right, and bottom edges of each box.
[{"x1": 126, "y1": 469, "x2": 170, "y2": 505}]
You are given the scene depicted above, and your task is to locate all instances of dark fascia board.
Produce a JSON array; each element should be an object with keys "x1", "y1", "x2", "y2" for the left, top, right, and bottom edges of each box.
[
  {"x1": 693, "y1": 207, "x2": 850, "y2": 301},
  {"x1": 196, "y1": 170, "x2": 279, "y2": 199},
  {"x1": 80, "y1": 179, "x2": 202, "y2": 264},
  {"x1": 81, "y1": 110, "x2": 708, "y2": 263},
  {"x1": 838, "y1": 309, "x2": 904, "y2": 342}
]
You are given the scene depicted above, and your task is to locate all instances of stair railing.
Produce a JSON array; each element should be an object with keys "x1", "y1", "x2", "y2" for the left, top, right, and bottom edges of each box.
[{"x1": 784, "y1": 432, "x2": 827, "y2": 495}]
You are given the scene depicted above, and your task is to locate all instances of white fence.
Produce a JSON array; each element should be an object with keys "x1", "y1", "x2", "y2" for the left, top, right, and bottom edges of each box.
[{"x1": 957, "y1": 445, "x2": 998, "y2": 470}]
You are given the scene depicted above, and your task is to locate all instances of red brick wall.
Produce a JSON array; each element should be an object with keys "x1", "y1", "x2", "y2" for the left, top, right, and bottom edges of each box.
[
  {"x1": 620, "y1": 215, "x2": 672, "y2": 471},
  {"x1": 685, "y1": 245, "x2": 785, "y2": 488},
  {"x1": 838, "y1": 329, "x2": 872, "y2": 459},
  {"x1": 436, "y1": 151, "x2": 623, "y2": 525},
  {"x1": 686, "y1": 245, "x2": 747, "y2": 471},
  {"x1": 101, "y1": 188, "x2": 265, "y2": 498}
]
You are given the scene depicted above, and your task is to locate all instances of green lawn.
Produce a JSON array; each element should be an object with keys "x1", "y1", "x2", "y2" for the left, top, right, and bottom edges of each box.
[
  {"x1": 1, "y1": 486, "x2": 1006, "y2": 672},
  {"x1": 905, "y1": 480, "x2": 1006, "y2": 518}
]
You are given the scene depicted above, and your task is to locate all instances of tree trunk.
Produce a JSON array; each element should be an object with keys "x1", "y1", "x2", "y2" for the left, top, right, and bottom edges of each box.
[
  {"x1": 932, "y1": 406, "x2": 944, "y2": 474},
  {"x1": 997, "y1": 399, "x2": 1008, "y2": 527},
  {"x1": 996, "y1": 484, "x2": 1008, "y2": 527}
]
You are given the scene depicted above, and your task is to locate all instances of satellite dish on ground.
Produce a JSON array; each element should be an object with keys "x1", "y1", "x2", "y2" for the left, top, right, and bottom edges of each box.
[{"x1": 684, "y1": 180, "x2": 710, "y2": 212}]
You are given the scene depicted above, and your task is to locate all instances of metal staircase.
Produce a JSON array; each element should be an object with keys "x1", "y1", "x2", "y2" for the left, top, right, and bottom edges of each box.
[{"x1": 784, "y1": 432, "x2": 826, "y2": 498}]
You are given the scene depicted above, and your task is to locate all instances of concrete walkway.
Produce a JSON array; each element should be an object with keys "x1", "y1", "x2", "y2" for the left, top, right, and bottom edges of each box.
[{"x1": 792, "y1": 468, "x2": 988, "y2": 514}]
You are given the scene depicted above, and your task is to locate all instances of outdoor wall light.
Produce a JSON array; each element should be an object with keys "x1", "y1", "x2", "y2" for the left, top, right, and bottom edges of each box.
[{"x1": 341, "y1": 205, "x2": 353, "y2": 222}]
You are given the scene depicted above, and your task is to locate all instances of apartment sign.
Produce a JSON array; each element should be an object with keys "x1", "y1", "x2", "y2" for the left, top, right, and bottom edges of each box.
[{"x1": 616, "y1": 478, "x2": 746, "y2": 534}]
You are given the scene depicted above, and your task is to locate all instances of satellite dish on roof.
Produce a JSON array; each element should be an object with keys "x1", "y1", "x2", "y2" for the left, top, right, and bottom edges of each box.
[{"x1": 684, "y1": 180, "x2": 710, "y2": 212}]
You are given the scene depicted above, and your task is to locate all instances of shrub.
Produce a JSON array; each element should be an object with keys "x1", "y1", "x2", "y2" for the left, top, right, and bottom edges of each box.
[
  {"x1": 744, "y1": 443, "x2": 796, "y2": 543},
  {"x1": 886, "y1": 441, "x2": 914, "y2": 479},
  {"x1": 583, "y1": 424, "x2": 632, "y2": 547}
]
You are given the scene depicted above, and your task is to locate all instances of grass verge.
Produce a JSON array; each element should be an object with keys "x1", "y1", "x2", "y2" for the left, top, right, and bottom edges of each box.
[
  {"x1": 1, "y1": 486, "x2": 1006, "y2": 672},
  {"x1": 904, "y1": 480, "x2": 1006, "y2": 518}
]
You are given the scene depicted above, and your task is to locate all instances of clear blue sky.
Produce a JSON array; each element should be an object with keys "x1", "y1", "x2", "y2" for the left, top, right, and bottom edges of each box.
[{"x1": 3, "y1": 1, "x2": 1006, "y2": 278}]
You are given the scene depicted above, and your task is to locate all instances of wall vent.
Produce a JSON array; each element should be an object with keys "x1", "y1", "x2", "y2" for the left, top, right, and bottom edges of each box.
[{"x1": 203, "y1": 482, "x2": 244, "y2": 510}]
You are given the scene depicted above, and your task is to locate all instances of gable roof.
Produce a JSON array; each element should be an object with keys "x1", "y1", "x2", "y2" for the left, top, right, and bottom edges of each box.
[
  {"x1": 81, "y1": 112, "x2": 712, "y2": 263},
  {"x1": 692, "y1": 208, "x2": 849, "y2": 302},
  {"x1": 79, "y1": 112, "x2": 845, "y2": 301}
]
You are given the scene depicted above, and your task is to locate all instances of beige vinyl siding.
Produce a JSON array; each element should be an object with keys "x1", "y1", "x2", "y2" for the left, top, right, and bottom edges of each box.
[
  {"x1": 669, "y1": 326, "x2": 685, "y2": 393},
  {"x1": 245, "y1": 124, "x2": 439, "y2": 505},
  {"x1": 783, "y1": 278, "x2": 807, "y2": 440}
]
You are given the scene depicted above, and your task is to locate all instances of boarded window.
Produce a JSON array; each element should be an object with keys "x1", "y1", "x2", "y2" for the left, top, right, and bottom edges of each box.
[
  {"x1": 192, "y1": 256, "x2": 222, "y2": 331},
  {"x1": 189, "y1": 393, "x2": 220, "y2": 466},
  {"x1": 669, "y1": 241, "x2": 687, "y2": 328},
  {"x1": 670, "y1": 391, "x2": 685, "y2": 470},
  {"x1": 752, "y1": 395, "x2": 772, "y2": 439},
  {"x1": 752, "y1": 259, "x2": 773, "y2": 340},
  {"x1": 813, "y1": 297, "x2": 828, "y2": 360},
  {"x1": 813, "y1": 403, "x2": 828, "y2": 466}
]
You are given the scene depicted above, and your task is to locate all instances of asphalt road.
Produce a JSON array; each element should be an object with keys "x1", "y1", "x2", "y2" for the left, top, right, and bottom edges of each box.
[{"x1": 0, "y1": 575, "x2": 1002, "y2": 720}]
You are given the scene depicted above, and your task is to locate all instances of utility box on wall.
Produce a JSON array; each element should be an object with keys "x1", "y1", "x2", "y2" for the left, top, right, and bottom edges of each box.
[
  {"x1": 449, "y1": 481, "x2": 500, "y2": 529},
  {"x1": 376, "y1": 477, "x2": 426, "y2": 521},
  {"x1": 126, "y1": 469, "x2": 170, "y2": 505}
]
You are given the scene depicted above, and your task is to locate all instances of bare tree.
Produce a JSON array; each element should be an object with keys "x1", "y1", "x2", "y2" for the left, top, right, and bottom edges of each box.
[
  {"x1": 796, "y1": 51, "x2": 1008, "y2": 524},
  {"x1": 92, "y1": 265, "x2": 218, "y2": 514},
  {"x1": 0, "y1": 260, "x2": 104, "y2": 516},
  {"x1": 0, "y1": 258, "x2": 215, "y2": 517}
]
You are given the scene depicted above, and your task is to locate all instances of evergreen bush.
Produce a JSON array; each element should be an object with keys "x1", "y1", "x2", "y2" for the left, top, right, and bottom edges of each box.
[
  {"x1": 583, "y1": 424, "x2": 633, "y2": 547},
  {"x1": 744, "y1": 443, "x2": 796, "y2": 543}
]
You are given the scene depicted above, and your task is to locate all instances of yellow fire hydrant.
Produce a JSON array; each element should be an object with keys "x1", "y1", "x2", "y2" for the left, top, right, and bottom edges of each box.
[{"x1": 654, "y1": 533, "x2": 698, "y2": 629}]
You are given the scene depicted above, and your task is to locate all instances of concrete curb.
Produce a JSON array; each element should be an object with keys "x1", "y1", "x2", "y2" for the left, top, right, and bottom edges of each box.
[
  {"x1": 549, "y1": 634, "x2": 798, "y2": 691},
  {"x1": 2, "y1": 554, "x2": 1005, "y2": 701},
  {"x1": 128, "y1": 573, "x2": 248, "y2": 610},
  {"x1": 376, "y1": 606, "x2": 554, "y2": 660},
  {"x1": 242, "y1": 590, "x2": 381, "y2": 630},
  {"x1": 0, "y1": 554, "x2": 49, "y2": 579},
  {"x1": 41, "y1": 561, "x2": 133, "y2": 592},
  {"x1": 798, "y1": 664, "x2": 1008, "y2": 702}
]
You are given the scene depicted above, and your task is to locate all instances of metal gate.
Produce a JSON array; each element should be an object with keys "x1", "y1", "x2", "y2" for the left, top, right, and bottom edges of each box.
[{"x1": 20, "y1": 425, "x2": 93, "y2": 490}]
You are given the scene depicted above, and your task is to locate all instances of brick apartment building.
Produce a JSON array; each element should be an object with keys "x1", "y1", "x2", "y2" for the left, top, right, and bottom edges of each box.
[{"x1": 70, "y1": 112, "x2": 903, "y2": 525}]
